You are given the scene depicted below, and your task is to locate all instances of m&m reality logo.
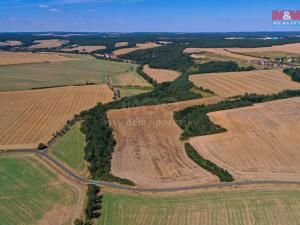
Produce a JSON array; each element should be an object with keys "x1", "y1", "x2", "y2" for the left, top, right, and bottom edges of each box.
[{"x1": 272, "y1": 10, "x2": 300, "y2": 26}]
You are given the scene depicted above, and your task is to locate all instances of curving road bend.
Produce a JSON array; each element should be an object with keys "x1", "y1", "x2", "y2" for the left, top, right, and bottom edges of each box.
[{"x1": 1, "y1": 148, "x2": 300, "y2": 193}]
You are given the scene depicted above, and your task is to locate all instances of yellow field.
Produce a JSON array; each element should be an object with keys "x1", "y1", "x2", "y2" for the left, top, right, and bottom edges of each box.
[
  {"x1": 29, "y1": 39, "x2": 69, "y2": 49},
  {"x1": 0, "y1": 40, "x2": 22, "y2": 46},
  {"x1": 114, "y1": 42, "x2": 129, "y2": 48},
  {"x1": 0, "y1": 51, "x2": 80, "y2": 65},
  {"x1": 190, "y1": 97, "x2": 300, "y2": 181},
  {"x1": 189, "y1": 69, "x2": 300, "y2": 98},
  {"x1": 184, "y1": 48, "x2": 260, "y2": 61},
  {"x1": 63, "y1": 45, "x2": 106, "y2": 53},
  {"x1": 143, "y1": 64, "x2": 180, "y2": 83},
  {"x1": 228, "y1": 43, "x2": 300, "y2": 55},
  {"x1": 113, "y1": 42, "x2": 161, "y2": 55},
  {"x1": 108, "y1": 97, "x2": 221, "y2": 188},
  {"x1": 0, "y1": 85, "x2": 113, "y2": 150}
]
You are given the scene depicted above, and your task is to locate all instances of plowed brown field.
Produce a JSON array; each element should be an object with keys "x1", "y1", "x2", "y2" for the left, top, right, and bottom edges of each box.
[
  {"x1": 108, "y1": 97, "x2": 221, "y2": 188},
  {"x1": 190, "y1": 70, "x2": 300, "y2": 98},
  {"x1": 0, "y1": 85, "x2": 113, "y2": 150},
  {"x1": 143, "y1": 64, "x2": 180, "y2": 83},
  {"x1": 190, "y1": 97, "x2": 300, "y2": 182}
]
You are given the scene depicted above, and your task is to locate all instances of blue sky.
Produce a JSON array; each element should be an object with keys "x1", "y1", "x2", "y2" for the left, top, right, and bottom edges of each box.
[{"x1": 0, "y1": 0, "x2": 300, "y2": 32}]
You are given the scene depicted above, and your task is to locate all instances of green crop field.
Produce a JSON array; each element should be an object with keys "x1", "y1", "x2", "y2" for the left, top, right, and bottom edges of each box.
[
  {"x1": 0, "y1": 155, "x2": 79, "y2": 225},
  {"x1": 98, "y1": 189, "x2": 300, "y2": 225},
  {"x1": 0, "y1": 54, "x2": 150, "y2": 91},
  {"x1": 116, "y1": 86, "x2": 154, "y2": 97},
  {"x1": 51, "y1": 124, "x2": 86, "y2": 173}
]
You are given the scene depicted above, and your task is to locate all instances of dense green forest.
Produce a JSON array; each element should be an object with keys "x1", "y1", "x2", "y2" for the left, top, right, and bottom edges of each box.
[
  {"x1": 185, "y1": 143, "x2": 234, "y2": 182},
  {"x1": 122, "y1": 45, "x2": 255, "y2": 73},
  {"x1": 283, "y1": 68, "x2": 300, "y2": 82},
  {"x1": 174, "y1": 90, "x2": 300, "y2": 140}
]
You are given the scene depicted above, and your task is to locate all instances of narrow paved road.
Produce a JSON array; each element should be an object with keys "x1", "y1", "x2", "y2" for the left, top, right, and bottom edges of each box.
[{"x1": 2, "y1": 148, "x2": 300, "y2": 193}]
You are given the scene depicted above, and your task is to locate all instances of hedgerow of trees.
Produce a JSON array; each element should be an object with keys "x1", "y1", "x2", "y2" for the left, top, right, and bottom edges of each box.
[
  {"x1": 185, "y1": 143, "x2": 234, "y2": 182},
  {"x1": 174, "y1": 90, "x2": 300, "y2": 140}
]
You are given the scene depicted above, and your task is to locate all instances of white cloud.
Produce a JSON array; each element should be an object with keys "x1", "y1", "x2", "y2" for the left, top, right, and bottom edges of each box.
[
  {"x1": 49, "y1": 8, "x2": 59, "y2": 12},
  {"x1": 39, "y1": 4, "x2": 50, "y2": 8}
]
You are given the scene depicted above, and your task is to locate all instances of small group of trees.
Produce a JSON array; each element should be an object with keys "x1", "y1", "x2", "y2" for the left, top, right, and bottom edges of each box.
[
  {"x1": 283, "y1": 67, "x2": 300, "y2": 83},
  {"x1": 74, "y1": 185, "x2": 103, "y2": 225},
  {"x1": 192, "y1": 61, "x2": 255, "y2": 74}
]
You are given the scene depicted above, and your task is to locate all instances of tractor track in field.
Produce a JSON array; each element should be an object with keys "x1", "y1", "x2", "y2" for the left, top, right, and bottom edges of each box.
[{"x1": 1, "y1": 148, "x2": 300, "y2": 193}]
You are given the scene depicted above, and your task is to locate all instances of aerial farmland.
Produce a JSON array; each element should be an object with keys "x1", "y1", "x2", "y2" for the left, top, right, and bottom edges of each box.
[{"x1": 1, "y1": 28, "x2": 300, "y2": 225}]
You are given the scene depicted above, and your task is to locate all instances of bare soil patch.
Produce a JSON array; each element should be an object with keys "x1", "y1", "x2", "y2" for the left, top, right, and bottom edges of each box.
[
  {"x1": 0, "y1": 85, "x2": 113, "y2": 150},
  {"x1": 143, "y1": 64, "x2": 180, "y2": 83},
  {"x1": 190, "y1": 97, "x2": 300, "y2": 182},
  {"x1": 108, "y1": 97, "x2": 221, "y2": 188},
  {"x1": 190, "y1": 69, "x2": 300, "y2": 98}
]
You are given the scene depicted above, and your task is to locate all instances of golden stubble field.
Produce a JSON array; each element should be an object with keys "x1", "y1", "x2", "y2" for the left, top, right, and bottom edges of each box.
[
  {"x1": 0, "y1": 85, "x2": 113, "y2": 150},
  {"x1": 184, "y1": 48, "x2": 260, "y2": 61},
  {"x1": 29, "y1": 39, "x2": 69, "y2": 49},
  {"x1": 190, "y1": 97, "x2": 300, "y2": 182},
  {"x1": 108, "y1": 97, "x2": 222, "y2": 188},
  {"x1": 0, "y1": 51, "x2": 81, "y2": 65},
  {"x1": 190, "y1": 70, "x2": 300, "y2": 98},
  {"x1": 63, "y1": 45, "x2": 106, "y2": 53},
  {"x1": 143, "y1": 64, "x2": 180, "y2": 83},
  {"x1": 113, "y1": 42, "x2": 161, "y2": 55}
]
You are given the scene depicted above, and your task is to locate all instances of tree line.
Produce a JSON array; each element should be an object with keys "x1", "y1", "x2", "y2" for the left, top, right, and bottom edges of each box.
[
  {"x1": 185, "y1": 143, "x2": 234, "y2": 182},
  {"x1": 174, "y1": 90, "x2": 300, "y2": 140},
  {"x1": 283, "y1": 68, "x2": 300, "y2": 83}
]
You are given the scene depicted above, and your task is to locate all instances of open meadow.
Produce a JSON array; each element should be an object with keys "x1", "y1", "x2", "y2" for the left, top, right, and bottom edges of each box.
[
  {"x1": 63, "y1": 45, "x2": 106, "y2": 53},
  {"x1": 0, "y1": 53, "x2": 150, "y2": 91},
  {"x1": 0, "y1": 85, "x2": 113, "y2": 150},
  {"x1": 51, "y1": 123, "x2": 86, "y2": 174},
  {"x1": 0, "y1": 154, "x2": 86, "y2": 225},
  {"x1": 107, "y1": 97, "x2": 221, "y2": 188},
  {"x1": 189, "y1": 70, "x2": 300, "y2": 98},
  {"x1": 143, "y1": 64, "x2": 180, "y2": 83},
  {"x1": 190, "y1": 96, "x2": 300, "y2": 181},
  {"x1": 98, "y1": 188, "x2": 300, "y2": 225}
]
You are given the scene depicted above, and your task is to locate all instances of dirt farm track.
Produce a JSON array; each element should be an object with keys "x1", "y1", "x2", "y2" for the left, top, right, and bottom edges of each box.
[{"x1": 0, "y1": 85, "x2": 113, "y2": 150}]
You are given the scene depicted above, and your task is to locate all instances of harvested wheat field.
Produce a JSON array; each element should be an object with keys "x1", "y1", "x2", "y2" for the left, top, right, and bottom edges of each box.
[
  {"x1": 143, "y1": 64, "x2": 180, "y2": 83},
  {"x1": 114, "y1": 42, "x2": 128, "y2": 48},
  {"x1": 108, "y1": 97, "x2": 221, "y2": 188},
  {"x1": 0, "y1": 51, "x2": 80, "y2": 65},
  {"x1": 113, "y1": 42, "x2": 161, "y2": 55},
  {"x1": 190, "y1": 70, "x2": 300, "y2": 98},
  {"x1": 184, "y1": 48, "x2": 260, "y2": 61},
  {"x1": 63, "y1": 45, "x2": 106, "y2": 53},
  {"x1": 29, "y1": 39, "x2": 69, "y2": 49},
  {"x1": 0, "y1": 85, "x2": 113, "y2": 150},
  {"x1": 0, "y1": 40, "x2": 22, "y2": 46},
  {"x1": 190, "y1": 97, "x2": 300, "y2": 181},
  {"x1": 227, "y1": 43, "x2": 300, "y2": 55},
  {"x1": 98, "y1": 188, "x2": 300, "y2": 225}
]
